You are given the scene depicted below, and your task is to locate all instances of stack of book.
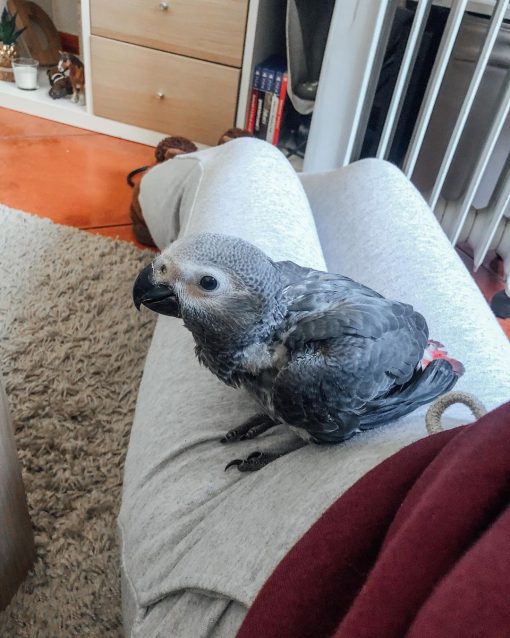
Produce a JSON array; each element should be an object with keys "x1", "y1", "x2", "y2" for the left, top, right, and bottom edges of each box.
[{"x1": 246, "y1": 56, "x2": 288, "y2": 146}]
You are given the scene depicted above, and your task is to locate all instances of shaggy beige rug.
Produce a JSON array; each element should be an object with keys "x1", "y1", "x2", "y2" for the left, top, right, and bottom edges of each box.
[{"x1": 0, "y1": 206, "x2": 156, "y2": 637}]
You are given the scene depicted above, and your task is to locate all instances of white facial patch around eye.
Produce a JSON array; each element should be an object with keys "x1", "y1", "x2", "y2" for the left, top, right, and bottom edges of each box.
[{"x1": 178, "y1": 262, "x2": 231, "y2": 297}]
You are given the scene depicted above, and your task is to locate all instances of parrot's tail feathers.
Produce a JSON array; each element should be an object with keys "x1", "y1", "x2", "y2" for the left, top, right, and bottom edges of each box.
[
  {"x1": 421, "y1": 340, "x2": 465, "y2": 377},
  {"x1": 360, "y1": 358, "x2": 459, "y2": 429}
]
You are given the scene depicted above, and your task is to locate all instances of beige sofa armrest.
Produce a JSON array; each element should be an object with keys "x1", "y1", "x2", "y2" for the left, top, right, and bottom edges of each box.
[{"x1": 0, "y1": 377, "x2": 34, "y2": 611}]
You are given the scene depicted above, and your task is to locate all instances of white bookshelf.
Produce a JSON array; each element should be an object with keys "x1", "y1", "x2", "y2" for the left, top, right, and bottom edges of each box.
[
  {"x1": 0, "y1": 0, "x2": 285, "y2": 148},
  {"x1": 0, "y1": 67, "x2": 168, "y2": 145}
]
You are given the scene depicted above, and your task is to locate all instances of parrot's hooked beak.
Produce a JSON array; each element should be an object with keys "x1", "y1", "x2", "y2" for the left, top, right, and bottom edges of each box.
[{"x1": 133, "y1": 263, "x2": 181, "y2": 317}]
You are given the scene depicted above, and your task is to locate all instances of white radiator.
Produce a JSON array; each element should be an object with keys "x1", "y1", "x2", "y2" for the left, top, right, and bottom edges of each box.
[{"x1": 305, "y1": 0, "x2": 510, "y2": 309}]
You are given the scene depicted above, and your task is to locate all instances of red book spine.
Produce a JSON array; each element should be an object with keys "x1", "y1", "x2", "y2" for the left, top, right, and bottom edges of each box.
[
  {"x1": 272, "y1": 73, "x2": 288, "y2": 145},
  {"x1": 246, "y1": 89, "x2": 258, "y2": 132}
]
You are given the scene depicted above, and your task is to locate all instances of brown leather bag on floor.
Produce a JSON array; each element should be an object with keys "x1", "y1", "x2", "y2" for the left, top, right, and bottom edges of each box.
[
  {"x1": 127, "y1": 136, "x2": 199, "y2": 247},
  {"x1": 127, "y1": 129, "x2": 254, "y2": 247}
]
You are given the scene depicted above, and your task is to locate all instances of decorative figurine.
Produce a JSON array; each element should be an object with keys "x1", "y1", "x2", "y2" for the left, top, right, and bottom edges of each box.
[
  {"x1": 47, "y1": 65, "x2": 72, "y2": 99},
  {"x1": 57, "y1": 50, "x2": 85, "y2": 105}
]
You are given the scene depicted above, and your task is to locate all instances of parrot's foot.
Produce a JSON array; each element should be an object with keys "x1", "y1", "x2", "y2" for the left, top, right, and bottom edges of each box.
[
  {"x1": 224, "y1": 438, "x2": 307, "y2": 472},
  {"x1": 225, "y1": 451, "x2": 282, "y2": 472},
  {"x1": 221, "y1": 414, "x2": 277, "y2": 443}
]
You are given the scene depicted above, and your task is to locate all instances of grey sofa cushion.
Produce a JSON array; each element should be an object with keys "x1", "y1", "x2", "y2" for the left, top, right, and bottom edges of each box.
[
  {"x1": 121, "y1": 145, "x2": 510, "y2": 637},
  {"x1": 139, "y1": 137, "x2": 326, "y2": 270}
]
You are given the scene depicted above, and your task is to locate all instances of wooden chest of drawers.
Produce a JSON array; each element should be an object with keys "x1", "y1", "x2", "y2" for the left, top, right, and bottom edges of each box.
[
  {"x1": 90, "y1": 0, "x2": 248, "y2": 67},
  {"x1": 91, "y1": 36, "x2": 240, "y2": 146},
  {"x1": 89, "y1": 0, "x2": 249, "y2": 144}
]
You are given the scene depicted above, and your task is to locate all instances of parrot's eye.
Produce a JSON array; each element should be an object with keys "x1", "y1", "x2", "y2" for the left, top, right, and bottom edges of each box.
[{"x1": 199, "y1": 276, "x2": 218, "y2": 291}]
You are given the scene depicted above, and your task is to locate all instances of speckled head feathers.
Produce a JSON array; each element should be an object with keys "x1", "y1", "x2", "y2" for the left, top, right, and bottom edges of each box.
[{"x1": 164, "y1": 232, "x2": 281, "y2": 297}]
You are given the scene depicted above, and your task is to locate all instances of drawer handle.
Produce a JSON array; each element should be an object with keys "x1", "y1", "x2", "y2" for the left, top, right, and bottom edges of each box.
[
  {"x1": 159, "y1": 1, "x2": 169, "y2": 9},
  {"x1": 156, "y1": 91, "x2": 165, "y2": 99}
]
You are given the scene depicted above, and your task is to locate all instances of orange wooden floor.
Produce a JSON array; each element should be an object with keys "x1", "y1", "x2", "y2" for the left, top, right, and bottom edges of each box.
[
  {"x1": 0, "y1": 107, "x2": 154, "y2": 248},
  {"x1": 1, "y1": 106, "x2": 508, "y2": 338}
]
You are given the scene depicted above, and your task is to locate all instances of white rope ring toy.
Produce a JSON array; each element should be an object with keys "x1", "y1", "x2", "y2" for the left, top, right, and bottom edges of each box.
[{"x1": 426, "y1": 391, "x2": 487, "y2": 435}]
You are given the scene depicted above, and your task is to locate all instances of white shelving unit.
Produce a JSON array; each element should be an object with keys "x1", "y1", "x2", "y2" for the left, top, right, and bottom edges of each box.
[
  {"x1": 0, "y1": 0, "x2": 166, "y2": 144},
  {"x1": 0, "y1": 65, "x2": 169, "y2": 145},
  {"x1": 0, "y1": 0, "x2": 285, "y2": 148}
]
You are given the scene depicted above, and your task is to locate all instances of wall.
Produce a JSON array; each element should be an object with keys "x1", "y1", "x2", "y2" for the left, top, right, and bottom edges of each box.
[
  {"x1": 51, "y1": 0, "x2": 79, "y2": 36},
  {"x1": 36, "y1": 0, "x2": 52, "y2": 16}
]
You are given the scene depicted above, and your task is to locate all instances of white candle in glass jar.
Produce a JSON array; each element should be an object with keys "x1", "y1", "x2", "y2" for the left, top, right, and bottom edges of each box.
[{"x1": 12, "y1": 58, "x2": 39, "y2": 90}]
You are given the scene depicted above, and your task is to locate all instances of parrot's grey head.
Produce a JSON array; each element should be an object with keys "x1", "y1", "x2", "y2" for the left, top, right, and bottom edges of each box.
[{"x1": 133, "y1": 233, "x2": 285, "y2": 349}]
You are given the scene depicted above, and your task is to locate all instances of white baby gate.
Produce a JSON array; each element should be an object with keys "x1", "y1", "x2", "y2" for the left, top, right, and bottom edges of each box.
[{"x1": 304, "y1": 0, "x2": 510, "y2": 311}]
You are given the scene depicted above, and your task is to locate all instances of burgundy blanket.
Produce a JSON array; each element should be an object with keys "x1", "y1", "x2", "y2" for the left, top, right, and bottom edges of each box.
[{"x1": 237, "y1": 402, "x2": 510, "y2": 638}]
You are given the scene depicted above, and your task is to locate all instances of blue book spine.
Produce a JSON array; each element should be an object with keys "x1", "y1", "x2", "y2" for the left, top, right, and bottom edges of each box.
[
  {"x1": 266, "y1": 69, "x2": 284, "y2": 142},
  {"x1": 259, "y1": 67, "x2": 276, "y2": 139}
]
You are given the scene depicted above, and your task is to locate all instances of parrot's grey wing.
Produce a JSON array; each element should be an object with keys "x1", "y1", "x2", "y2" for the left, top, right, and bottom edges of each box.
[
  {"x1": 276, "y1": 260, "x2": 319, "y2": 285},
  {"x1": 276, "y1": 260, "x2": 384, "y2": 299},
  {"x1": 273, "y1": 291, "x2": 429, "y2": 443},
  {"x1": 285, "y1": 295, "x2": 427, "y2": 358}
]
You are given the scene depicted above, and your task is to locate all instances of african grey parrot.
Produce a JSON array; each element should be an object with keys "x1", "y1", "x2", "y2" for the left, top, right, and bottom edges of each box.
[{"x1": 133, "y1": 233, "x2": 463, "y2": 471}]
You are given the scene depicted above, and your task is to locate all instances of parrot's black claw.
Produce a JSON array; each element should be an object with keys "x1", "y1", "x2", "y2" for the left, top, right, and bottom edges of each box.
[
  {"x1": 224, "y1": 458, "x2": 243, "y2": 470},
  {"x1": 224, "y1": 451, "x2": 281, "y2": 472}
]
